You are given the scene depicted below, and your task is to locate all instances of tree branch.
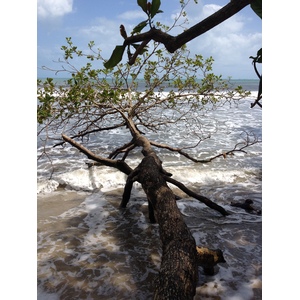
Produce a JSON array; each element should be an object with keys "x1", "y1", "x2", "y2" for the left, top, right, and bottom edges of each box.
[
  {"x1": 108, "y1": 140, "x2": 137, "y2": 160},
  {"x1": 61, "y1": 134, "x2": 133, "y2": 175},
  {"x1": 150, "y1": 132, "x2": 260, "y2": 163},
  {"x1": 165, "y1": 176, "x2": 229, "y2": 216},
  {"x1": 124, "y1": 0, "x2": 253, "y2": 63},
  {"x1": 54, "y1": 122, "x2": 126, "y2": 147}
]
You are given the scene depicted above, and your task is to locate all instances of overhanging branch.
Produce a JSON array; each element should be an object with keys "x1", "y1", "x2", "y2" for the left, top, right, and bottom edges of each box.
[{"x1": 124, "y1": 0, "x2": 253, "y2": 63}]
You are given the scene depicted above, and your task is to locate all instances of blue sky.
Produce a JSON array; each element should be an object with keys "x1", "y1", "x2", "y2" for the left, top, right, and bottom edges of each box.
[{"x1": 37, "y1": 0, "x2": 262, "y2": 79}]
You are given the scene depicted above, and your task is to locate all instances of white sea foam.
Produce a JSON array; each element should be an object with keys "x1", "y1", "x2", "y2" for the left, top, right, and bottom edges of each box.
[
  {"x1": 37, "y1": 179, "x2": 59, "y2": 193},
  {"x1": 37, "y1": 92, "x2": 261, "y2": 299}
]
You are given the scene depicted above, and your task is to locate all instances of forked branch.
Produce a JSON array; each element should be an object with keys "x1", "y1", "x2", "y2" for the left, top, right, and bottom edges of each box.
[
  {"x1": 124, "y1": 0, "x2": 253, "y2": 63},
  {"x1": 61, "y1": 134, "x2": 133, "y2": 175},
  {"x1": 150, "y1": 132, "x2": 260, "y2": 163}
]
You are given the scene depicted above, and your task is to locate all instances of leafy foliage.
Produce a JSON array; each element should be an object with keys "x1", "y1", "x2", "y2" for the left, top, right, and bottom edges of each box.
[
  {"x1": 104, "y1": 0, "x2": 163, "y2": 69},
  {"x1": 37, "y1": 38, "x2": 250, "y2": 144}
]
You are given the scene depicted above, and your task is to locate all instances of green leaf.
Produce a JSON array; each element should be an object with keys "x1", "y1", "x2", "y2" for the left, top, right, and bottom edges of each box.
[
  {"x1": 132, "y1": 43, "x2": 149, "y2": 54},
  {"x1": 150, "y1": 0, "x2": 161, "y2": 18},
  {"x1": 137, "y1": 0, "x2": 147, "y2": 13},
  {"x1": 249, "y1": 48, "x2": 262, "y2": 63},
  {"x1": 256, "y1": 48, "x2": 262, "y2": 63},
  {"x1": 256, "y1": 48, "x2": 262, "y2": 64},
  {"x1": 250, "y1": 0, "x2": 262, "y2": 19},
  {"x1": 131, "y1": 20, "x2": 148, "y2": 35},
  {"x1": 104, "y1": 45, "x2": 125, "y2": 69}
]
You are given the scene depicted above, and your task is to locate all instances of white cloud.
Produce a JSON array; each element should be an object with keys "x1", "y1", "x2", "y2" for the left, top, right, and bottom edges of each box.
[
  {"x1": 79, "y1": 18, "x2": 118, "y2": 38},
  {"x1": 167, "y1": 2, "x2": 261, "y2": 77},
  {"x1": 202, "y1": 4, "x2": 220, "y2": 16},
  {"x1": 37, "y1": 0, "x2": 73, "y2": 19},
  {"x1": 118, "y1": 10, "x2": 146, "y2": 21},
  {"x1": 77, "y1": 18, "x2": 122, "y2": 55}
]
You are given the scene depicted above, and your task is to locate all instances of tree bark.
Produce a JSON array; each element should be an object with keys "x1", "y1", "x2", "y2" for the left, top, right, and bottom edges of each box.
[
  {"x1": 124, "y1": 0, "x2": 253, "y2": 55},
  {"x1": 129, "y1": 153, "x2": 198, "y2": 299}
]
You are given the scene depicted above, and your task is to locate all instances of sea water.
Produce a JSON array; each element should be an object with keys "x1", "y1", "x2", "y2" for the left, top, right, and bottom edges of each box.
[{"x1": 37, "y1": 80, "x2": 262, "y2": 299}]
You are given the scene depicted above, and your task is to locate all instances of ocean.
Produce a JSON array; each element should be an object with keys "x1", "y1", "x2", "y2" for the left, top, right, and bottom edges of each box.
[{"x1": 37, "y1": 79, "x2": 262, "y2": 299}]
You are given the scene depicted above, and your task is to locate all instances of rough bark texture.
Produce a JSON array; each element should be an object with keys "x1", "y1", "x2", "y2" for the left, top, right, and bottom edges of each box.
[
  {"x1": 123, "y1": 153, "x2": 198, "y2": 299},
  {"x1": 196, "y1": 246, "x2": 226, "y2": 275}
]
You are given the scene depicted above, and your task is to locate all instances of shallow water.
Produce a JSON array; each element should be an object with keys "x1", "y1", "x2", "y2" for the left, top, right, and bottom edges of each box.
[
  {"x1": 37, "y1": 95, "x2": 262, "y2": 299},
  {"x1": 37, "y1": 182, "x2": 261, "y2": 299}
]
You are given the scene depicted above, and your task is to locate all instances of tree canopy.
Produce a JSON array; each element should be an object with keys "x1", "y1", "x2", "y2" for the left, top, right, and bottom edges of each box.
[
  {"x1": 103, "y1": 0, "x2": 262, "y2": 107},
  {"x1": 38, "y1": 37, "x2": 256, "y2": 169}
]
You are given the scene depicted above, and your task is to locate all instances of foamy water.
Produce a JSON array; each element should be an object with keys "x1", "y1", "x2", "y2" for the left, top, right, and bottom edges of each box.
[{"x1": 37, "y1": 93, "x2": 262, "y2": 299}]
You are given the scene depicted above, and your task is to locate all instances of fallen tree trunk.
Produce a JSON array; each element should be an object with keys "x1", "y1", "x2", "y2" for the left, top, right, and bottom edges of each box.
[
  {"x1": 63, "y1": 132, "x2": 227, "y2": 298},
  {"x1": 121, "y1": 154, "x2": 227, "y2": 297},
  {"x1": 123, "y1": 153, "x2": 198, "y2": 299}
]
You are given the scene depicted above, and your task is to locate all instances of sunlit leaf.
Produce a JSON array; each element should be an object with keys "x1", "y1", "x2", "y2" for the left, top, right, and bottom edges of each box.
[
  {"x1": 150, "y1": 0, "x2": 161, "y2": 18},
  {"x1": 131, "y1": 20, "x2": 148, "y2": 35},
  {"x1": 104, "y1": 45, "x2": 125, "y2": 69},
  {"x1": 137, "y1": 0, "x2": 147, "y2": 13}
]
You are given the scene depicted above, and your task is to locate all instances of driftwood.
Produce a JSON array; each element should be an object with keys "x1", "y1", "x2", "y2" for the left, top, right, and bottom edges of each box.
[
  {"x1": 196, "y1": 246, "x2": 226, "y2": 275},
  {"x1": 230, "y1": 199, "x2": 262, "y2": 215}
]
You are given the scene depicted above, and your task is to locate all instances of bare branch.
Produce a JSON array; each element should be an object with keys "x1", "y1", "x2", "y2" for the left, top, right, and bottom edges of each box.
[
  {"x1": 53, "y1": 122, "x2": 126, "y2": 147},
  {"x1": 61, "y1": 134, "x2": 133, "y2": 175},
  {"x1": 108, "y1": 139, "x2": 137, "y2": 160},
  {"x1": 149, "y1": 131, "x2": 260, "y2": 163},
  {"x1": 165, "y1": 176, "x2": 229, "y2": 216}
]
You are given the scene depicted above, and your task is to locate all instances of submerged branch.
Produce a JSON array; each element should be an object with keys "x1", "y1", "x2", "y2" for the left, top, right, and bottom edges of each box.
[
  {"x1": 196, "y1": 246, "x2": 226, "y2": 275},
  {"x1": 165, "y1": 176, "x2": 229, "y2": 216}
]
